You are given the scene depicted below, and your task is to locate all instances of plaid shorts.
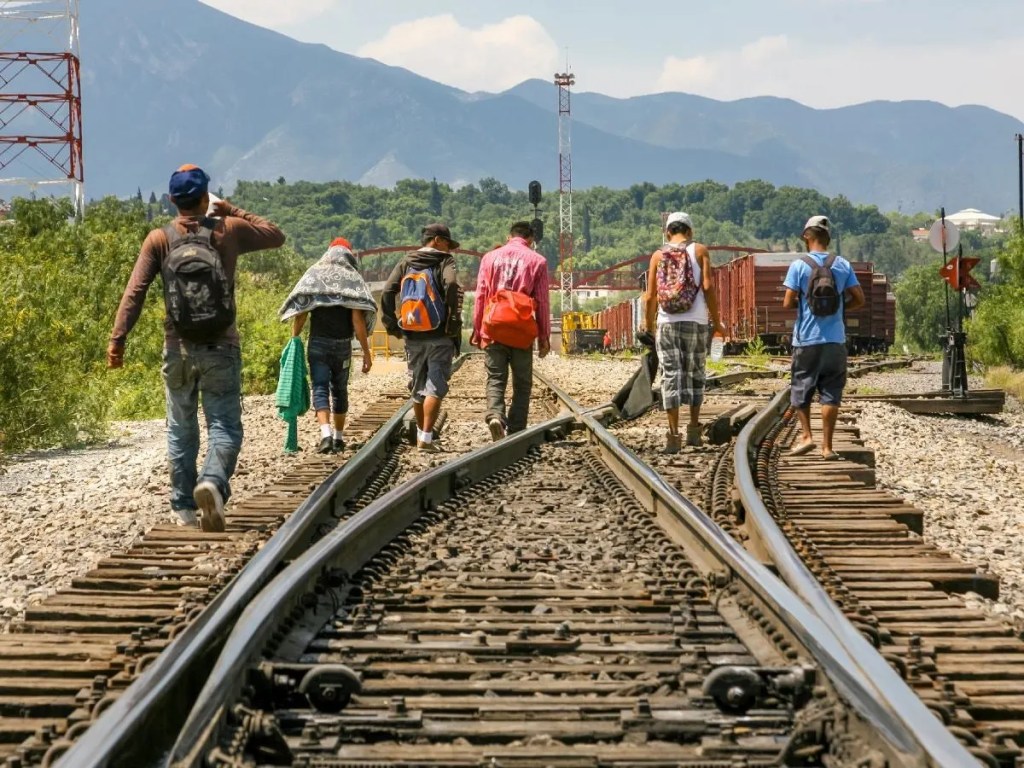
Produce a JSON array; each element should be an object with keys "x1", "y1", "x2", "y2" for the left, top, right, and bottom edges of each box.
[{"x1": 656, "y1": 321, "x2": 708, "y2": 409}]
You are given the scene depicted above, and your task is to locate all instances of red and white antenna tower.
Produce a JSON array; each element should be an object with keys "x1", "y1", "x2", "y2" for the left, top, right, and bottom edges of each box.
[
  {"x1": 0, "y1": 1, "x2": 83, "y2": 216},
  {"x1": 554, "y1": 69, "x2": 575, "y2": 313}
]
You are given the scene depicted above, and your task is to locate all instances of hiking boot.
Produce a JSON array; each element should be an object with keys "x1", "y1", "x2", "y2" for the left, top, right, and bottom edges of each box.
[
  {"x1": 332, "y1": 437, "x2": 346, "y2": 453},
  {"x1": 193, "y1": 480, "x2": 226, "y2": 533},
  {"x1": 174, "y1": 508, "x2": 198, "y2": 527},
  {"x1": 417, "y1": 440, "x2": 441, "y2": 453},
  {"x1": 486, "y1": 416, "x2": 506, "y2": 442},
  {"x1": 662, "y1": 431, "x2": 682, "y2": 455},
  {"x1": 686, "y1": 424, "x2": 703, "y2": 447},
  {"x1": 317, "y1": 436, "x2": 333, "y2": 454}
]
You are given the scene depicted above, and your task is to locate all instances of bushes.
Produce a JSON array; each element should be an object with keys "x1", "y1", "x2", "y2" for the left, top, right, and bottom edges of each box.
[
  {"x1": 967, "y1": 229, "x2": 1024, "y2": 368},
  {"x1": 0, "y1": 197, "x2": 305, "y2": 455}
]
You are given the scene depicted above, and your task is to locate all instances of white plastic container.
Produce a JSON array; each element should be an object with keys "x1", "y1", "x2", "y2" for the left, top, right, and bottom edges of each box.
[{"x1": 709, "y1": 334, "x2": 724, "y2": 363}]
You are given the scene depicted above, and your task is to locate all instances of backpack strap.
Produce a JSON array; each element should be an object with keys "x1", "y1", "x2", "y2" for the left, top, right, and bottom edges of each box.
[{"x1": 162, "y1": 223, "x2": 182, "y2": 248}]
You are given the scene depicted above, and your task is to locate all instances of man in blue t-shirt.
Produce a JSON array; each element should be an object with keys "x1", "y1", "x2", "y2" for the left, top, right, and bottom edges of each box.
[{"x1": 782, "y1": 215, "x2": 866, "y2": 460}]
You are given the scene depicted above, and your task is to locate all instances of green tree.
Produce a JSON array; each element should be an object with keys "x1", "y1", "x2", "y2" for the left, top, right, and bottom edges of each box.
[{"x1": 894, "y1": 263, "x2": 949, "y2": 351}]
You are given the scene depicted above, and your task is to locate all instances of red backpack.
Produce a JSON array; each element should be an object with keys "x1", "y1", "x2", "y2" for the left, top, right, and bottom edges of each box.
[{"x1": 483, "y1": 289, "x2": 538, "y2": 349}]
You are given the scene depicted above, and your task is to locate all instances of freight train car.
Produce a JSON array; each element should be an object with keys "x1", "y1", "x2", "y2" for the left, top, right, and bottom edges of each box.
[{"x1": 583, "y1": 251, "x2": 895, "y2": 354}]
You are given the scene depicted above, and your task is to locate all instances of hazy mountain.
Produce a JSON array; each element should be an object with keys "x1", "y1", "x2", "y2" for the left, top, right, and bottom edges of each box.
[{"x1": 78, "y1": 0, "x2": 1023, "y2": 213}]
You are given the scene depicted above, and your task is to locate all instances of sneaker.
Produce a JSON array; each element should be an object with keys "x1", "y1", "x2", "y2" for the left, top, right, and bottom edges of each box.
[
  {"x1": 193, "y1": 480, "x2": 226, "y2": 533},
  {"x1": 332, "y1": 437, "x2": 346, "y2": 453},
  {"x1": 417, "y1": 440, "x2": 441, "y2": 453},
  {"x1": 317, "y1": 436, "x2": 333, "y2": 454},
  {"x1": 174, "y1": 508, "x2": 198, "y2": 527},
  {"x1": 662, "y1": 431, "x2": 682, "y2": 455},
  {"x1": 486, "y1": 416, "x2": 506, "y2": 442},
  {"x1": 686, "y1": 424, "x2": 703, "y2": 447}
]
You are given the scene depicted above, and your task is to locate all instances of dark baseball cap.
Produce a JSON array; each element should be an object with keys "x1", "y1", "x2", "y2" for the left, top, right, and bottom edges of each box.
[
  {"x1": 422, "y1": 222, "x2": 460, "y2": 249},
  {"x1": 168, "y1": 164, "x2": 210, "y2": 200}
]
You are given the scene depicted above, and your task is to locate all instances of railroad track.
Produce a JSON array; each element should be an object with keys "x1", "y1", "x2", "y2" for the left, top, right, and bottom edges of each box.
[
  {"x1": 62, "y1": 370, "x2": 982, "y2": 767},
  {"x1": 734, "y1": 387, "x2": 1024, "y2": 767},
  {"x1": 0, "y1": 356, "x2": 558, "y2": 767}
]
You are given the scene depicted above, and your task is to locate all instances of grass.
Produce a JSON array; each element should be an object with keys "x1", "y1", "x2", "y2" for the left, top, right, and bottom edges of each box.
[{"x1": 985, "y1": 366, "x2": 1024, "y2": 400}]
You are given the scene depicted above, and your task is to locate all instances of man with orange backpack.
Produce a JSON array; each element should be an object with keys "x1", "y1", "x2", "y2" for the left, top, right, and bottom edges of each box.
[
  {"x1": 642, "y1": 212, "x2": 725, "y2": 454},
  {"x1": 381, "y1": 223, "x2": 462, "y2": 452},
  {"x1": 471, "y1": 221, "x2": 550, "y2": 440}
]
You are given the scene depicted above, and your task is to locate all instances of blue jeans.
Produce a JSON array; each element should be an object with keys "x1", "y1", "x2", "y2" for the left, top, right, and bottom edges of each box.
[
  {"x1": 162, "y1": 344, "x2": 243, "y2": 512},
  {"x1": 307, "y1": 336, "x2": 352, "y2": 414}
]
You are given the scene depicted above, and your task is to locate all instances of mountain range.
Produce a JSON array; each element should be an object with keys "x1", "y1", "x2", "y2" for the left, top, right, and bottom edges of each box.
[{"x1": 75, "y1": 0, "x2": 1024, "y2": 214}]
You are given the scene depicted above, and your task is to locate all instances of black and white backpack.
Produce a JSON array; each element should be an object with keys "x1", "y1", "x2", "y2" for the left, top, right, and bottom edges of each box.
[{"x1": 160, "y1": 221, "x2": 235, "y2": 340}]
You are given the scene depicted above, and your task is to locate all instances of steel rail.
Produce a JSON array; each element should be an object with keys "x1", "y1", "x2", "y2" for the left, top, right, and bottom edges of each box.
[
  {"x1": 733, "y1": 386, "x2": 977, "y2": 768},
  {"x1": 55, "y1": 381, "x2": 427, "y2": 768},
  {"x1": 534, "y1": 371, "x2": 955, "y2": 768},
  {"x1": 165, "y1": 414, "x2": 575, "y2": 767}
]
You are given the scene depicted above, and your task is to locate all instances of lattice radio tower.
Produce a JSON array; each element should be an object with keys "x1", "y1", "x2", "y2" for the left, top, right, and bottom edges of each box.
[
  {"x1": 555, "y1": 69, "x2": 575, "y2": 314},
  {"x1": 0, "y1": 1, "x2": 83, "y2": 216}
]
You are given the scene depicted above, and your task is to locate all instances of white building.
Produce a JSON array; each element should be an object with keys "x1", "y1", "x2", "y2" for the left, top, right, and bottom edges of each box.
[{"x1": 945, "y1": 208, "x2": 1003, "y2": 234}]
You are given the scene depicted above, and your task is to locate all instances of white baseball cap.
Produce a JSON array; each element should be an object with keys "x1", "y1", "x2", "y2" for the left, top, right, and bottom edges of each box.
[
  {"x1": 802, "y1": 215, "x2": 830, "y2": 234},
  {"x1": 665, "y1": 211, "x2": 693, "y2": 229}
]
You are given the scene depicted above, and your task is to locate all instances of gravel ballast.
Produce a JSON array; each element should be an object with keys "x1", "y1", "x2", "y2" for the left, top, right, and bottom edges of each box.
[{"x1": 0, "y1": 367, "x2": 407, "y2": 630}]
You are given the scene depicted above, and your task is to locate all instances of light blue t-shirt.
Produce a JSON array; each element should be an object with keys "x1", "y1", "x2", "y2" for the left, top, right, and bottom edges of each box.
[{"x1": 783, "y1": 251, "x2": 859, "y2": 347}]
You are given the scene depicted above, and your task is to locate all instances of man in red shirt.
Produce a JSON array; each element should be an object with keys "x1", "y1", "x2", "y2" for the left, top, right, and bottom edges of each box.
[{"x1": 471, "y1": 221, "x2": 551, "y2": 439}]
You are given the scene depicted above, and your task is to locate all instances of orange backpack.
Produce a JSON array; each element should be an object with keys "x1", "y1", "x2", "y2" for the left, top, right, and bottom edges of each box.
[
  {"x1": 397, "y1": 266, "x2": 445, "y2": 332},
  {"x1": 483, "y1": 289, "x2": 538, "y2": 349}
]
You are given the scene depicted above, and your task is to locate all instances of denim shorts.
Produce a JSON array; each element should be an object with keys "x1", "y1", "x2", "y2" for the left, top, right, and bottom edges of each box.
[
  {"x1": 405, "y1": 336, "x2": 455, "y2": 403},
  {"x1": 791, "y1": 343, "x2": 847, "y2": 407},
  {"x1": 307, "y1": 336, "x2": 352, "y2": 414}
]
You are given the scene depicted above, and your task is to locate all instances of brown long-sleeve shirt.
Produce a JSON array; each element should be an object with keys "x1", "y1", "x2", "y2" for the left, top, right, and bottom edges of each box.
[{"x1": 110, "y1": 205, "x2": 285, "y2": 349}]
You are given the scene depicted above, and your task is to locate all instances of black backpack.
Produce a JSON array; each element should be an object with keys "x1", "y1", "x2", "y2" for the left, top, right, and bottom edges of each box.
[
  {"x1": 800, "y1": 254, "x2": 840, "y2": 316},
  {"x1": 161, "y1": 221, "x2": 235, "y2": 340}
]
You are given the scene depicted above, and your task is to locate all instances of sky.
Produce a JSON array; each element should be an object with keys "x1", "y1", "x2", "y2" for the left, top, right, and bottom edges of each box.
[{"x1": 197, "y1": 0, "x2": 1024, "y2": 121}]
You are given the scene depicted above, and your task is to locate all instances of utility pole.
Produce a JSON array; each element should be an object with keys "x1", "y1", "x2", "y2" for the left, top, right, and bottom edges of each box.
[
  {"x1": 1016, "y1": 133, "x2": 1023, "y2": 230},
  {"x1": 555, "y1": 70, "x2": 575, "y2": 314}
]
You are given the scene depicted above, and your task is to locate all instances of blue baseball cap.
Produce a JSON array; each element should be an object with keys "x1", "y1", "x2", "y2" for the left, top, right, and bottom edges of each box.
[{"x1": 168, "y1": 164, "x2": 210, "y2": 200}]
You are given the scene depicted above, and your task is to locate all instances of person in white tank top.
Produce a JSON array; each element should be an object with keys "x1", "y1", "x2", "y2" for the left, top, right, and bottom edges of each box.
[{"x1": 642, "y1": 212, "x2": 725, "y2": 455}]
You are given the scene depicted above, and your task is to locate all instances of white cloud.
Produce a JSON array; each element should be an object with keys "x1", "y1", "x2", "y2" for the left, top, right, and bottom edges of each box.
[
  {"x1": 357, "y1": 14, "x2": 560, "y2": 92},
  {"x1": 655, "y1": 34, "x2": 1024, "y2": 120},
  {"x1": 197, "y1": 0, "x2": 332, "y2": 28}
]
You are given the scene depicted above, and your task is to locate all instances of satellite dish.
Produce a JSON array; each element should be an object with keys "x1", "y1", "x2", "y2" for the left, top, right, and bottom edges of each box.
[{"x1": 928, "y1": 219, "x2": 959, "y2": 253}]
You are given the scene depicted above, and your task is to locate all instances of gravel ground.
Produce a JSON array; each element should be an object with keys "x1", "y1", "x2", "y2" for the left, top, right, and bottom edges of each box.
[
  {"x1": 535, "y1": 355, "x2": 641, "y2": 405},
  {"x1": 0, "y1": 366, "x2": 407, "y2": 630}
]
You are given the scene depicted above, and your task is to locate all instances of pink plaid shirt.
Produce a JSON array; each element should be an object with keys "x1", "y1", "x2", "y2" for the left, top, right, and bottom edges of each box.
[{"x1": 472, "y1": 237, "x2": 551, "y2": 346}]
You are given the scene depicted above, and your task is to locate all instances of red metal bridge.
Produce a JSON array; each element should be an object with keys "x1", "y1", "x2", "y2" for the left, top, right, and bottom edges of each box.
[{"x1": 356, "y1": 244, "x2": 767, "y2": 291}]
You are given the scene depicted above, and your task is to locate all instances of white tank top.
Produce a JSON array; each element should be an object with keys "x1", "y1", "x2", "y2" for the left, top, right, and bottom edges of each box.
[{"x1": 657, "y1": 242, "x2": 708, "y2": 326}]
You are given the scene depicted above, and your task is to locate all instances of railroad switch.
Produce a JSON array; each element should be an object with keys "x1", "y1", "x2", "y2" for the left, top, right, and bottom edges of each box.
[
  {"x1": 702, "y1": 666, "x2": 815, "y2": 715},
  {"x1": 252, "y1": 662, "x2": 362, "y2": 714}
]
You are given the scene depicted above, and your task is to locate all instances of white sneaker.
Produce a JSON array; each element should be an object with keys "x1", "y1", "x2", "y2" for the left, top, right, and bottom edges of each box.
[
  {"x1": 174, "y1": 508, "x2": 198, "y2": 527},
  {"x1": 486, "y1": 416, "x2": 506, "y2": 442},
  {"x1": 193, "y1": 480, "x2": 226, "y2": 533}
]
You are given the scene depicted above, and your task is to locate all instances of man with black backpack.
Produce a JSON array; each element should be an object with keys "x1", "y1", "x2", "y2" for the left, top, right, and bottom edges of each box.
[
  {"x1": 782, "y1": 215, "x2": 865, "y2": 460},
  {"x1": 107, "y1": 164, "x2": 285, "y2": 530},
  {"x1": 380, "y1": 223, "x2": 462, "y2": 452}
]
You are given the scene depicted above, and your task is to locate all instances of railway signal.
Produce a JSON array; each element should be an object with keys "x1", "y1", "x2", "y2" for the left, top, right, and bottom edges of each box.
[
  {"x1": 938, "y1": 255, "x2": 980, "y2": 291},
  {"x1": 929, "y1": 211, "x2": 968, "y2": 397}
]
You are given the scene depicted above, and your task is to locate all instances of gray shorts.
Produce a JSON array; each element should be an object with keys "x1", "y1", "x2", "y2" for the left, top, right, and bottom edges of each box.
[
  {"x1": 405, "y1": 336, "x2": 456, "y2": 403},
  {"x1": 791, "y1": 343, "x2": 847, "y2": 408}
]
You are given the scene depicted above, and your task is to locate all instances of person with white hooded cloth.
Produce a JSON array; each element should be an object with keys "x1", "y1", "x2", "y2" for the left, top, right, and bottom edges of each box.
[{"x1": 279, "y1": 237, "x2": 376, "y2": 453}]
